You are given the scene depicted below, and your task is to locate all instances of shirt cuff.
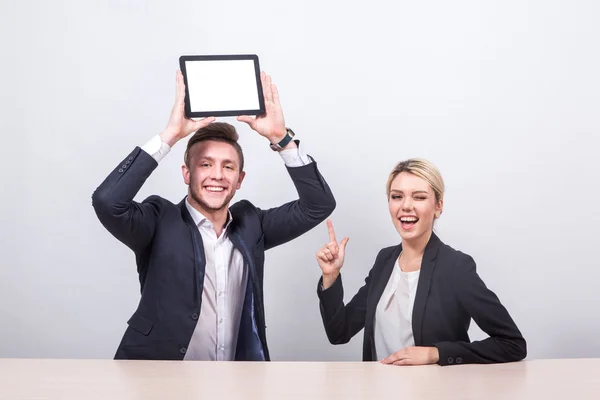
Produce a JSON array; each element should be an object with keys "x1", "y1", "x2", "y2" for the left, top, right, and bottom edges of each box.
[
  {"x1": 141, "y1": 135, "x2": 171, "y2": 163},
  {"x1": 278, "y1": 140, "x2": 312, "y2": 167}
]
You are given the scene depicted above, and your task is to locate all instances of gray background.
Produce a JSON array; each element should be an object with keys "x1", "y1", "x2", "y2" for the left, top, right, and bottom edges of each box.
[{"x1": 1, "y1": 0, "x2": 598, "y2": 361}]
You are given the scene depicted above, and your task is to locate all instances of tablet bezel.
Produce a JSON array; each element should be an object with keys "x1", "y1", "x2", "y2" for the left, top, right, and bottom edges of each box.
[{"x1": 179, "y1": 54, "x2": 265, "y2": 118}]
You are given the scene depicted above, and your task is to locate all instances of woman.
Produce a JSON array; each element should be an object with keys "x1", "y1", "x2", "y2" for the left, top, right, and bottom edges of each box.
[{"x1": 316, "y1": 159, "x2": 526, "y2": 366}]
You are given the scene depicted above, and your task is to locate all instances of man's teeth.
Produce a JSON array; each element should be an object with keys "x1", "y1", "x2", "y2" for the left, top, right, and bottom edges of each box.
[{"x1": 206, "y1": 187, "x2": 224, "y2": 192}]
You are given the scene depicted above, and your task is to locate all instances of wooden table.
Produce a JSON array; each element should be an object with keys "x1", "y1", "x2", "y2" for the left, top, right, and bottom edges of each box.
[{"x1": 1, "y1": 358, "x2": 598, "y2": 399}]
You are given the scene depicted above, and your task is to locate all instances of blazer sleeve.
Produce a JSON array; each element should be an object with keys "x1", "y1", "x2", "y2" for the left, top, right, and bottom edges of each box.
[
  {"x1": 317, "y1": 257, "x2": 379, "y2": 345},
  {"x1": 91, "y1": 147, "x2": 162, "y2": 254},
  {"x1": 434, "y1": 255, "x2": 527, "y2": 365},
  {"x1": 258, "y1": 159, "x2": 336, "y2": 250}
]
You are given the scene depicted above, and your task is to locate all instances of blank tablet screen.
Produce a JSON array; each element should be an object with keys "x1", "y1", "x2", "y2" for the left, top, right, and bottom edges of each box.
[{"x1": 179, "y1": 55, "x2": 264, "y2": 118}]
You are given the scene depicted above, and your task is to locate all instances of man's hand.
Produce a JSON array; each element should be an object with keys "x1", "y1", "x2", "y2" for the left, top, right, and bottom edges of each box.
[
  {"x1": 316, "y1": 220, "x2": 349, "y2": 290},
  {"x1": 160, "y1": 70, "x2": 215, "y2": 147},
  {"x1": 237, "y1": 72, "x2": 287, "y2": 144},
  {"x1": 381, "y1": 346, "x2": 440, "y2": 366}
]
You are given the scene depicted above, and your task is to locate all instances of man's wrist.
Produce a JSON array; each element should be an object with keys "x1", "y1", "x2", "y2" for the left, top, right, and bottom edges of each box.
[
  {"x1": 277, "y1": 139, "x2": 297, "y2": 151},
  {"x1": 267, "y1": 131, "x2": 287, "y2": 145},
  {"x1": 141, "y1": 135, "x2": 172, "y2": 162},
  {"x1": 159, "y1": 130, "x2": 180, "y2": 147},
  {"x1": 269, "y1": 128, "x2": 296, "y2": 151}
]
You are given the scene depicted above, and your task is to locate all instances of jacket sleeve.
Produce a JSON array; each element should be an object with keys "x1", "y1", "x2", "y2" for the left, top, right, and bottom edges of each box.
[
  {"x1": 257, "y1": 159, "x2": 336, "y2": 250},
  {"x1": 434, "y1": 255, "x2": 527, "y2": 365},
  {"x1": 91, "y1": 147, "x2": 163, "y2": 254},
  {"x1": 317, "y1": 251, "x2": 382, "y2": 344}
]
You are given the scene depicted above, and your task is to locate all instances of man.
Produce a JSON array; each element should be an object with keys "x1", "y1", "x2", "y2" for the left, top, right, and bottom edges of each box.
[{"x1": 92, "y1": 70, "x2": 335, "y2": 361}]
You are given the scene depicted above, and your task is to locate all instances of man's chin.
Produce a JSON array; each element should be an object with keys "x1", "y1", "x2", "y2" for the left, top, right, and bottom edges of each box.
[
  {"x1": 189, "y1": 194, "x2": 227, "y2": 212},
  {"x1": 199, "y1": 201, "x2": 229, "y2": 212},
  {"x1": 199, "y1": 195, "x2": 235, "y2": 212}
]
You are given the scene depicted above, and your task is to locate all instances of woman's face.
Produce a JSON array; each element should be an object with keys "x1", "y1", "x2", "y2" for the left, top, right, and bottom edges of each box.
[{"x1": 388, "y1": 172, "x2": 443, "y2": 244}]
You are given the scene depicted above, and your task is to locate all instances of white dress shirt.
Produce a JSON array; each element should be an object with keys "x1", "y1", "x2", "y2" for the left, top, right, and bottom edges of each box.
[
  {"x1": 374, "y1": 254, "x2": 421, "y2": 361},
  {"x1": 183, "y1": 202, "x2": 246, "y2": 360},
  {"x1": 141, "y1": 134, "x2": 311, "y2": 360}
]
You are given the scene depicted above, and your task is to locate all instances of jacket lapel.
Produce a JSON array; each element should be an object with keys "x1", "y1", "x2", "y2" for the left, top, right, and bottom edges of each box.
[
  {"x1": 179, "y1": 199, "x2": 206, "y2": 306},
  {"x1": 229, "y1": 232, "x2": 256, "y2": 292},
  {"x1": 411, "y1": 232, "x2": 442, "y2": 345},
  {"x1": 368, "y1": 245, "x2": 402, "y2": 320},
  {"x1": 228, "y1": 231, "x2": 264, "y2": 321}
]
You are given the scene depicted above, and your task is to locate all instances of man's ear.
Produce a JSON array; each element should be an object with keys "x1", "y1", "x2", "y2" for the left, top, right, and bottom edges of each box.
[
  {"x1": 236, "y1": 171, "x2": 246, "y2": 190},
  {"x1": 182, "y1": 164, "x2": 191, "y2": 185}
]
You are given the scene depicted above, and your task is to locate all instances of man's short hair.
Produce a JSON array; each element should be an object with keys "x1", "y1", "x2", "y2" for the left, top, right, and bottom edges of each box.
[{"x1": 184, "y1": 122, "x2": 244, "y2": 171}]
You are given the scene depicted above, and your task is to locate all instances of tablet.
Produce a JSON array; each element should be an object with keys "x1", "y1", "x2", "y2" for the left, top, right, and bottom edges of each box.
[{"x1": 179, "y1": 54, "x2": 265, "y2": 118}]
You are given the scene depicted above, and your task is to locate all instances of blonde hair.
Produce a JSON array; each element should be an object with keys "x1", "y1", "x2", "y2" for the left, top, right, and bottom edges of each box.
[{"x1": 386, "y1": 158, "x2": 445, "y2": 204}]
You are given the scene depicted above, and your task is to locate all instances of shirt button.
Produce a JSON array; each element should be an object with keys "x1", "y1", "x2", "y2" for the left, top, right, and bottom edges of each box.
[
  {"x1": 191, "y1": 313, "x2": 198, "y2": 320},
  {"x1": 118, "y1": 168, "x2": 123, "y2": 173},
  {"x1": 219, "y1": 291, "x2": 224, "y2": 297},
  {"x1": 456, "y1": 357, "x2": 463, "y2": 364},
  {"x1": 447, "y1": 357, "x2": 454, "y2": 364},
  {"x1": 219, "y1": 318, "x2": 223, "y2": 323},
  {"x1": 219, "y1": 345, "x2": 225, "y2": 351},
  {"x1": 180, "y1": 347, "x2": 187, "y2": 354}
]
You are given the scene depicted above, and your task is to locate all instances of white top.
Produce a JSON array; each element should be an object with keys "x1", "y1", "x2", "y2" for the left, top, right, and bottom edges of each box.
[
  {"x1": 183, "y1": 202, "x2": 246, "y2": 361},
  {"x1": 374, "y1": 256, "x2": 420, "y2": 360},
  {"x1": 141, "y1": 134, "x2": 311, "y2": 360}
]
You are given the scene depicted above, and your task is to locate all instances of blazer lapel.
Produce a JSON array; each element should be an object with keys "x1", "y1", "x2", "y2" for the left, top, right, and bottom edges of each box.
[
  {"x1": 229, "y1": 231, "x2": 264, "y2": 322},
  {"x1": 179, "y1": 199, "x2": 206, "y2": 306},
  {"x1": 229, "y1": 231, "x2": 255, "y2": 287},
  {"x1": 368, "y1": 245, "x2": 402, "y2": 316},
  {"x1": 411, "y1": 232, "x2": 442, "y2": 345}
]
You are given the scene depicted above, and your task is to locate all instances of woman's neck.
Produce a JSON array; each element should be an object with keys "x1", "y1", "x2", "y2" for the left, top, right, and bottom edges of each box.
[{"x1": 401, "y1": 230, "x2": 432, "y2": 259}]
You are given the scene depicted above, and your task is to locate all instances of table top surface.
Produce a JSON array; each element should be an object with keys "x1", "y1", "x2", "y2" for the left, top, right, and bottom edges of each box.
[{"x1": 1, "y1": 358, "x2": 599, "y2": 400}]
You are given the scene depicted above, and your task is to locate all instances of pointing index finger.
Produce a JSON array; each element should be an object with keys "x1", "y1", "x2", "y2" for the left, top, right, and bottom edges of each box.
[{"x1": 327, "y1": 219, "x2": 337, "y2": 244}]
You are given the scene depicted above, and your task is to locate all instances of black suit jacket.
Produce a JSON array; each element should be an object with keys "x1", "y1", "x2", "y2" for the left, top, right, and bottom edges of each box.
[
  {"x1": 318, "y1": 233, "x2": 526, "y2": 365},
  {"x1": 92, "y1": 147, "x2": 335, "y2": 360}
]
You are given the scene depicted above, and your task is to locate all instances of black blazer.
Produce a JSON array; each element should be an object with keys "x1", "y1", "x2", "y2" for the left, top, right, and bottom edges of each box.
[
  {"x1": 317, "y1": 233, "x2": 526, "y2": 365},
  {"x1": 92, "y1": 147, "x2": 335, "y2": 360}
]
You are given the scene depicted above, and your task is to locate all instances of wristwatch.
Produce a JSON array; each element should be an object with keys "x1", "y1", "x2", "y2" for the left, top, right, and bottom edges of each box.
[{"x1": 269, "y1": 128, "x2": 295, "y2": 151}]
